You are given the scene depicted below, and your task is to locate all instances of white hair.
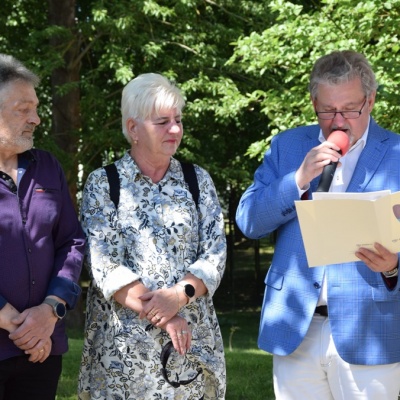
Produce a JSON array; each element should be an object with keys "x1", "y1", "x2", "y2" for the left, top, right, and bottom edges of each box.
[{"x1": 121, "y1": 73, "x2": 185, "y2": 143}]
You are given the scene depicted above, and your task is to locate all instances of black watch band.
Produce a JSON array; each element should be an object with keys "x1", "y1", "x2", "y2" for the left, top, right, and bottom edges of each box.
[{"x1": 177, "y1": 282, "x2": 196, "y2": 304}]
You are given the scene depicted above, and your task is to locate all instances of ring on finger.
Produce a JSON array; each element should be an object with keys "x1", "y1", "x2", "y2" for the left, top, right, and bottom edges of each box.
[{"x1": 181, "y1": 330, "x2": 188, "y2": 334}]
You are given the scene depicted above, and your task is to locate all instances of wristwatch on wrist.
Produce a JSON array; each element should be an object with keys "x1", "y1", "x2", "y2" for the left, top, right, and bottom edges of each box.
[
  {"x1": 43, "y1": 297, "x2": 67, "y2": 320},
  {"x1": 177, "y1": 282, "x2": 196, "y2": 304},
  {"x1": 382, "y1": 267, "x2": 398, "y2": 278}
]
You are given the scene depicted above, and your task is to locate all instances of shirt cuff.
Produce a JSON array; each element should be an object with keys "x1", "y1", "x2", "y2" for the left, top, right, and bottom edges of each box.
[
  {"x1": 102, "y1": 266, "x2": 140, "y2": 300},
  {"x1": 0, "y1": 295, "x2": 7, "y2": 310},
  {"x1": 46, "y1": 276, "x2": 82, "y2": 309},
  {"x1": 298, "y1": 184, "x2": 310, "y2": 199},
  {"x1": 381, "y1": 274, "x2": 398, "y2": 290}
]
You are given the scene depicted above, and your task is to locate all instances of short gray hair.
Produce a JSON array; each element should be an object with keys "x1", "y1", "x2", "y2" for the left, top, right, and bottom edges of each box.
[
  {"x1": 0, "y1": 54, "x2": 40, "y2": 88},
  {"x1": 309, "y1": 50, "x2": 378, "y2": 100},
  {"x1": 121, "y1": 73, "x2": 185, "y2": 143}
]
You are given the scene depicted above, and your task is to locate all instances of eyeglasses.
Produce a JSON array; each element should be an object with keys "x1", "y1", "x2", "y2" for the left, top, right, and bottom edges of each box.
[
  {"x1": 160, "y1": 341, "x2": 202, "y2": 388},
  {"x1": 315, "y1": 98, "x2": 367, "y2": 120}
]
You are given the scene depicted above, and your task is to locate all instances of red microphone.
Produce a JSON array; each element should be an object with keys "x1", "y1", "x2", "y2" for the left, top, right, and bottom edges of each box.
[
  {"x1": 316, "y1": 130, "x2": 350, "y2": 192},
  {"x1": 329, "y1": 130, "x2": 350, "y2": 156}
]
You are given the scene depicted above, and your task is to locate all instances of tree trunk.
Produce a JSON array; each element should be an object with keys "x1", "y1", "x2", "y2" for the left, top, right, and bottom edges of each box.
[
  {"x1": 48, "y1": 0, "x2": 81, "y2": 205},
  {"x1": 48, "y1": 0, "x2": 84, "y2": 330}
]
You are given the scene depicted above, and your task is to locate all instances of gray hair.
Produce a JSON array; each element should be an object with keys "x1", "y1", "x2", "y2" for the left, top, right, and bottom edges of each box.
[
  {"x1": 0, "y1": 54, "x2": 40, "y2": 89},
  {"x1": 121, "y1": 73, "x2": 185, "y2": 143},
  {"x1": 309, "y1": 50, "x2": 378, "y2": 100}
]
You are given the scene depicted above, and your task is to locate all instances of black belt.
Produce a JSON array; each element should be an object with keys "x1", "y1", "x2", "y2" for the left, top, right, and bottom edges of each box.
[{"x1": 315, "y1": 305, "x2": 328, "y2": 317}]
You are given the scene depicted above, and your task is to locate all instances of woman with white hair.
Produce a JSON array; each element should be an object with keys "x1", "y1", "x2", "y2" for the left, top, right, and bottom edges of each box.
[{"x1": 78, "y1": 73, "x2": 226, "y2": 400}]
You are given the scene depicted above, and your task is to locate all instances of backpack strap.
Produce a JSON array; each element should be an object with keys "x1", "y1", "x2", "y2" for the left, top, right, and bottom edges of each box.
[
  {"x1": 104, "y1": 163, "x2": 120, "y2": 209},
  {"x1": 103, "y1": 161, "x2": 199, "y2": 209},
  {"x1": 180, "y1": 162, "x2": 199, "y2": 208}
]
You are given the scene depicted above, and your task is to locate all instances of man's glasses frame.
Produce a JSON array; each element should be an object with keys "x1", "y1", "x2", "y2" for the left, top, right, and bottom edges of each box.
[{"x1": 315, "y1": 97, "x2": 367, "y2": 120}]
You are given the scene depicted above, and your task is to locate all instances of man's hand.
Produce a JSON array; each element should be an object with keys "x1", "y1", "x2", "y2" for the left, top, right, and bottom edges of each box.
[
  {"x1": 355, "y1": 242, "x2": 398, "y2": 274},
  {"x1": 25, "y1": 337, "x2": 53, "y2": 363},
  {"x1": 0, "y1": 303, "x2": 20, "y2": 333},
  {"x1": 9, "y1": 303, "x2": 58, "y2": 353},
  {"x1": 295, "y1": 141, "x2": 342, "y2": 190}
]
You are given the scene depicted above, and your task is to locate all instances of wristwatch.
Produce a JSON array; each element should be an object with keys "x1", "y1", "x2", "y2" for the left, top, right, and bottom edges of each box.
[
  {"x1": 177, "y1": 282, "x2": 196, "y2": 304},
  {"x1": 43, "y1": 298, "x2": 67, "y2": 320},
  {"x1": 383, "y1": 267, "x2": 398, "y2": 278}
]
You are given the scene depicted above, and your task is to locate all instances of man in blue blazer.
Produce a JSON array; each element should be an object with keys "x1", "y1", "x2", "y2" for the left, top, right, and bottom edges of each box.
[{"x1": 236, "y1": 50, "x2": 400, "y2": 399}]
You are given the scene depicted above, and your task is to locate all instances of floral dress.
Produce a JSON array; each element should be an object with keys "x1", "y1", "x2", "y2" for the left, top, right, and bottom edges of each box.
[{"x1": 78, "y1": 153, "x2": 226, "y2": 400}]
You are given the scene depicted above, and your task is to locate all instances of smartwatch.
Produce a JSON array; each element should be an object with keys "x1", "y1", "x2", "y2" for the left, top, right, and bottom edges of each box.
[
  {"x1": 177, "y1": 282, "x2": 196, "y2": 304},
  {"x1": 43, "y1": 297, "x2": 67, "y2": 320}
]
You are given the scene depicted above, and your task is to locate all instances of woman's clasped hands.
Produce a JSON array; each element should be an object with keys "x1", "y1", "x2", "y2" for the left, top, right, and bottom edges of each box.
[{"x1": 139, "y1": 287, "x2": 191, "y2": 355}]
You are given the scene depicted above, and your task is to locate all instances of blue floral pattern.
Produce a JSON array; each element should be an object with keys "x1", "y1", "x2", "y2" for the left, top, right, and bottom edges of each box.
[{"x1": 78, "y1": 153, "x2": 226, "y2": 399}]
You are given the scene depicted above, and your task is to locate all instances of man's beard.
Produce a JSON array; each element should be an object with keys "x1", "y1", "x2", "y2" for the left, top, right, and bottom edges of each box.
[{"x1": 0, "y1": 136, "x2": 34, "y2": 153}]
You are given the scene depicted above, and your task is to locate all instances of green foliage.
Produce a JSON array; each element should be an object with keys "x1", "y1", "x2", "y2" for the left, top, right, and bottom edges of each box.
[
  {"x1": 1, "y1": 0, "x2": 275, "y2": 201},
  {"x1": 2, "y1": 0, "x2": 400, "y2": 200},
  {"x1": 229, "y1": 0, "x2": 400, "y2": 158}
]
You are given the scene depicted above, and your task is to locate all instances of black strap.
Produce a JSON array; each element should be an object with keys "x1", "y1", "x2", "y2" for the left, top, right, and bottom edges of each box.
[
  {"x1": 104, "y1": 163, "x2": 120, "y2": 209},
  {"x1": 104, "y1": 161, "x2": 199, "y2": 209},
  {"x1": 160, "y1": 341, "x2": 202, "y2": 388},
  {"x1": 180, "y1": 162, "x2": 199, "y2": 208}
]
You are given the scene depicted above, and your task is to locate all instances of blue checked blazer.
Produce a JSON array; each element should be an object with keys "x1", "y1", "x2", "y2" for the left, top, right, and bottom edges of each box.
[{"x1": 236, "y1": 118, "x2": 400, "y2": 365}]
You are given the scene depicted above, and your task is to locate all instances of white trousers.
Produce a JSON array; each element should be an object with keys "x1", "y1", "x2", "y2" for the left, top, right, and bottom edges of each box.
[{"x1": 273, "y1": 315, "x2": 400, "y2": 400}]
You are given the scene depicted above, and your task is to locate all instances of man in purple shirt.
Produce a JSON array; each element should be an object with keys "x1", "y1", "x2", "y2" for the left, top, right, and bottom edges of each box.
[{"x1": 0, "y1": 54, "x2": 85, "y2": 399}]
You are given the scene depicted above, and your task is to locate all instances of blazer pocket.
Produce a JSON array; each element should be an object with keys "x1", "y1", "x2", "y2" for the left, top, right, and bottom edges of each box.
[{"x1": 265, "y1": 270, "x2": 284, "y2": 291}]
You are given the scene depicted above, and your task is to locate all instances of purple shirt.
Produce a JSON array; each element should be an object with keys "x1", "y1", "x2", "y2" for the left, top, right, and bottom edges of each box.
[{"x1": 0, "y1": 149, "x2": 86, "y2": 361}]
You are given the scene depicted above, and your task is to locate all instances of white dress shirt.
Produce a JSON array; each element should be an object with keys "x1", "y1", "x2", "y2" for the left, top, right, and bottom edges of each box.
[{"x1": 316, "y1": 125, "x2": 369, "y2": 305}]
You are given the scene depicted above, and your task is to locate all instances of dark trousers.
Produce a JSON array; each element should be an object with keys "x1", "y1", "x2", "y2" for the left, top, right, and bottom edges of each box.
[{"x1": 0, "y1": 355, "x2": 62, "y2": 400}]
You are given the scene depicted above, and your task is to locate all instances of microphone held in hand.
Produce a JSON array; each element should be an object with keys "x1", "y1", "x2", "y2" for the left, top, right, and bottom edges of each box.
[
  {"x1": 316, "y1": 162, "x2": 339, "y2": 192},
  {"x1": 316, "y1": 130, "x2": 350, "y2": 192}
]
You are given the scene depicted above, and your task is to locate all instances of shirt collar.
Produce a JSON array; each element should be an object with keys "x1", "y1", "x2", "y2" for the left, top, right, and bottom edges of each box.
[
  {"x1": 16, "y1": 150, "x2": 36, "y2": 185},
  {"x1": 18, "y1": 150, "x2": 35, "y2": 168},
  {"x1": 119, "y1": 151, "x2": 183, "y2": 183}
]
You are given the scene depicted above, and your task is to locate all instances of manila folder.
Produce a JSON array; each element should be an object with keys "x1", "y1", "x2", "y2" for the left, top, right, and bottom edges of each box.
[{"x1": 295, "y1": 191, "x2": 400, "y2": 267}]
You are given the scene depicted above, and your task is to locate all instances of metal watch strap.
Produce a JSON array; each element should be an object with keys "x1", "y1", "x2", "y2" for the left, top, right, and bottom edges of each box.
[
  {"x1": 43, "y1": 297, "x2": 66, "y2": 319},
  {"x1": 383, "y1": 267, "x2": 398, "y2": 278}
]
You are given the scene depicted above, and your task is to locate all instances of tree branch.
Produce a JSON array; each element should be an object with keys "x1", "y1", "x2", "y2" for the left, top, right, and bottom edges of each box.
[{"x1": 204, "y1": 0, "x2": 248, "y2": 23}]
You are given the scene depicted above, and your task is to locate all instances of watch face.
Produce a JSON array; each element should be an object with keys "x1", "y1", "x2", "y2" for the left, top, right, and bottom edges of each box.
[
  {"x1": 55, "y1": 303, "x2": 67, "y2": 319},
  {"x1": 185, "y1": 284, "x2": 195, "y2": 298}
]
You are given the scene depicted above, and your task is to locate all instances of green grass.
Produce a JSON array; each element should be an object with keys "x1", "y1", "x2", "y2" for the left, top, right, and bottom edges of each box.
[
  {"x1": 220, "y1": 311, "x2": 274, "y2": 400},
  {"x1": 56, "y1": 238, "x2": 275, "y2": 399},
  {"x1": 57, "y1": 334, "x2": 84, "y2": 400}
]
